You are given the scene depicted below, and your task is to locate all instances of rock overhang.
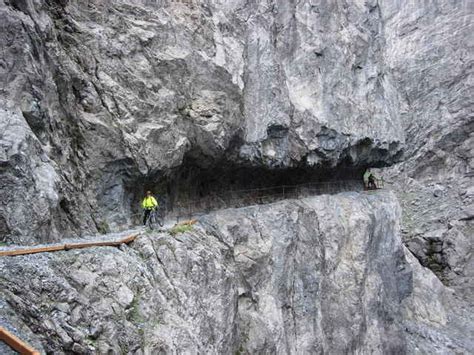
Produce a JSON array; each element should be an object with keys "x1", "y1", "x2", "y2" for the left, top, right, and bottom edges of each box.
[{"x1": 0, "y1": 0, "x2": 406, "y2": 243}]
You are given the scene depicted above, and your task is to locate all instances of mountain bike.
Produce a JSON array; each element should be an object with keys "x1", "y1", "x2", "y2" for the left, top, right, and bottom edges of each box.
[
  {"x1": 145, "y1": 208, "x2": 164, "y2": 230},
  {"x1": 367, "y1": 176, "x2": 384, "y2": 190}
]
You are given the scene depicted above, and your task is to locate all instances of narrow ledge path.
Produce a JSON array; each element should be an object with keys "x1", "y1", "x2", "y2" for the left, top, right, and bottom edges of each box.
[{"x1": 0, "y1": 180, "x2": 385, "y2": 257}]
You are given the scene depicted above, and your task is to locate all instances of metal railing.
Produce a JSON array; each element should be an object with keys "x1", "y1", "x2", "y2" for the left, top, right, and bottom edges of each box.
[{"x1": 168, "y1": 179, "x2": 365, "y2": 220}]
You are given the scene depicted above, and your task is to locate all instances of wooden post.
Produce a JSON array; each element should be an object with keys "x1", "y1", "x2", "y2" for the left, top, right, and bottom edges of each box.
[
  {"x1": 0, "y1": 327, "x2": 40, "y2": 355},
  {"x1": 0, "y1": 234, "x2": 138, "y2": 257}
]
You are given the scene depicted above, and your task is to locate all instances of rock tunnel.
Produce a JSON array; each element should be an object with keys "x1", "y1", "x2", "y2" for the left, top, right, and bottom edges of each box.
[{"x1": 126, "y1": 157, "x2": 367, "y2": 221}]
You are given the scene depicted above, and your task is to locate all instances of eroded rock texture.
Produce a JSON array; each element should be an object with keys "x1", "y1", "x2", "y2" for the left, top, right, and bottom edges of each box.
[
  {"x1": 0, "y1": 0, "x2": 411, "y2": 244},
  {"x1": 1, "y1": 192, "x2": 471, "y2": 354},
  {"x1": 0, "y1": 1, "x2": 472, "y2": 353},
  {"x1": 378, "y1": 1, "x2": 473, "y2": 301}
]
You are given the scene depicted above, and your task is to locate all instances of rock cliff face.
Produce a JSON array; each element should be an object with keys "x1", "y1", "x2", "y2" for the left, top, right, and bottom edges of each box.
[
  {"x1": 0, "y1": 0, "x2": 411, "y2": 244},
  {"x1": 1, "y1": 192, "x2": 471, "y2": 354},
  {"x1": 0, "y1": 0, "x2": 472, "y2": 353},
  {"x1": 378, "y1": 1, "x2": 473, "y2": 301}
]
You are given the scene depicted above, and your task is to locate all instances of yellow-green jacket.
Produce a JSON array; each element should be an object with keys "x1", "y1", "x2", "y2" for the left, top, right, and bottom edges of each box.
[
  {"x1": 363, "y1": 170, "x2": 371, "y2": 183},
  {"x1": 142, "y1": 196, "x2": 158, "y2": 209}
]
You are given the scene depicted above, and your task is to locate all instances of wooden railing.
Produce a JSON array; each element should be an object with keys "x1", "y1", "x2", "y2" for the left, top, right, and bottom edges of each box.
[
  {"x1": 0, "y1": 327, "x2": 40, "y2": 355},
  {"x1": 0, "y1": 234, "x2": 138, "y2": 257}
]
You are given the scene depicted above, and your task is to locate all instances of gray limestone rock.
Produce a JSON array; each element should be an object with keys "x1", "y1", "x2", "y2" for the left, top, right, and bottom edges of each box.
[
  {"x1": 0, "y1": 0, "x2": 408, "y2": 244},
  {"x1": 0, "y1": 191, "x2": 471, "y2": 354},
  {"x1": 376, "y1": 0, "x2": 473, "y2": 300},
  {"x1": 0, "y1": 0, "x2": 472, "y2": 353}
]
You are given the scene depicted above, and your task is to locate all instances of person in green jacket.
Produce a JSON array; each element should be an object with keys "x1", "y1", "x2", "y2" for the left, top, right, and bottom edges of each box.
[
  {"x1": 363, "y1": 169, "x2": 377, "y2": 190},
  {"x1": 363, "y1": 169, "x2": 371, "y2": 189},
  {"x1": 142, "y1": 190, "x2": 158, "y2": 225}
]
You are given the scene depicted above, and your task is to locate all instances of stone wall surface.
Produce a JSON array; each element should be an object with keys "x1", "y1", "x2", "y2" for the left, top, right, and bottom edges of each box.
[
  {"x1": 0, "y1": 0, "x2": 412, "y2": 244},
  {"x1": 378, "y1": 0, "x2": 473, "y2": 301},
  {"x1": 1, "y1": 192, "x2": 471, "y2": 354},
  {"x1": 0, "y1": 0, "x2": 472, "y2": 353}
]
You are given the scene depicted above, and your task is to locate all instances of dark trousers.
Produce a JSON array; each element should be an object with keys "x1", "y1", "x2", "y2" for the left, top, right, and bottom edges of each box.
[
  {"x1": 143, "y1": 209, "x2": 152, "y2": 225},
  {"x1": 368, "y1": 176, "x2": 376, "y2": 189}
]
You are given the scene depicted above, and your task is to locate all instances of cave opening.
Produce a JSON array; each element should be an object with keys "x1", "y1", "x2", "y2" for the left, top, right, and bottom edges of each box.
[{"x1": 127, "y1": 157, "x2": 366, "y2": 221}]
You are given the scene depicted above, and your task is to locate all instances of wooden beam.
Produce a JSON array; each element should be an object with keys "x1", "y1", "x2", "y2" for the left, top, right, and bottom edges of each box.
[
  {"x1": 0, "y1": 326, "x2": 40, "y2": 355},
  {"x1": 64, "y1": 234, "x2": 138, "y2": 250},
  {"x1": 0, "y1": 234, "x2": 138, "y2": 257},
  {"x1": 0, "y1": 245, "x2": 65, "y2": 257}
]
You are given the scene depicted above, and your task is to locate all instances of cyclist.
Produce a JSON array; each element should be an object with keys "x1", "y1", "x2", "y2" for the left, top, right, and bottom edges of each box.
[
  {"x1": 368, "y1": 172, "x2": 377, "y2": 190},
  {"x1": 142, "y1": 190, "x2": 158, "y2": 225},
  {"x1": 363, "y1": 168, "x2": 378, "y2": 190},
  {"x1": 363, "y1": 169, "x2": 371, "y2": 190}
]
